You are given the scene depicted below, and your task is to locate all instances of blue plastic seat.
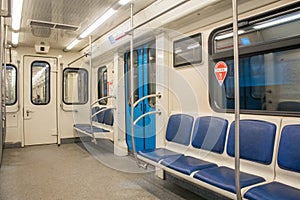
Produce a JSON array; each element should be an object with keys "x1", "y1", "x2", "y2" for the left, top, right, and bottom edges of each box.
[
  {"x1": 194, "y1": 166, "x2": 265, "y2": 193},
  {"x1": 193, "y1": 120, "x2": 276, "y2": 194},
  {"x1": 159, "y1": 116, "x2": 227, "y2": 175},
  {"x1": 103, "y1": 109, "x2": 114, "y2": 126},
  {"x1": 138, "y1": 114, "x2": 194, "y2": 163},
  {"x1": 74, "y1": 124, "x2": 91, "y2": 130},
  {"x1": 98, "y1": 107, "x2": 107, "y2": 123},
  {"x1": 138, "y1": 148, "x2": 182, "y2": 162},
  {"x1": 91, "y1": 107, "x2": 101, "y2": 122},
  {"x1": 227, "y1": 120, "x2": 276, "y2": 165},
  {"x1": 191, "y1": 116, "x2": 228, "y2": 154},
  {"x1": 74, "y1": 107, "x2": 113, "y2": 136},
  {"x1": 277, "y1": 125, "x2": 300, "y2": 173},
  {"x1": 244, "y1": 124, "x2": 300, "y2": 199},
  {"x1": 84, "y1": 126, "x2": 109, "y2": 134},
  {"x1": 161, "y1": 155, "x2": 217, "y2": 175},
  {"x1": 244, "y1": 182, "x2": 300, "y2": 200}
]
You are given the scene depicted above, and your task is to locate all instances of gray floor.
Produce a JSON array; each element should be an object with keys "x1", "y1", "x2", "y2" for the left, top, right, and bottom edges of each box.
[{"x1": 0, "y1": 141, "x2": 204, "y2": 200}]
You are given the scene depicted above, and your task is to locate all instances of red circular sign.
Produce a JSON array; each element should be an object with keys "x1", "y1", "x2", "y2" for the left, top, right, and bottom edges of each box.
[{"x1": 214, "y1": 61, "x2": 228, "y2": 86}]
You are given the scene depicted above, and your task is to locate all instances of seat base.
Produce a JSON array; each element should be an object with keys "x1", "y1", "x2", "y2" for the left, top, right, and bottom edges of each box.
[
  {"x1": 138, "y1": 148, "x2": 182, "y2": 163},
  {"x1": 161, "y1": 155, "x2": 217, "y2": 175},
  {"x1": 194, "y1": 166, "x2": 265, "y2": 193},
  {"x1": 244, "y1": 181, "x2": 300, "y2": 200}
]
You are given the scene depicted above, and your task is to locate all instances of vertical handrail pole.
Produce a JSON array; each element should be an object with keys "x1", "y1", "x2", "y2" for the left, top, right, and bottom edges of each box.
[
  {"x1": 3, "y1": 25, "x2": 8, "y2": 140},
  {"x1": 89, "y1": 36, "x2": 93, "y2": 131},
  {"x1": 0, "y1": 0, "x2": 3, "y2": 165},
  {"x1": 232, "y1": 0, "x2": 241, "y2": 199},
  {"x1": 130, "y1": 3, "x2": 138, "y2": 162}
]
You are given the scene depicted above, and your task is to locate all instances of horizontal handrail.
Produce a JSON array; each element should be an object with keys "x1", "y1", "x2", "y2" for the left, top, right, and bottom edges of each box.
[
  {"x1": 67, "y1": 52, "x2": 90, "y2": 66},
  {"x1": 132, "y1": 93, "x2": 161, "y2": 108},
  {"x1": 91, "y1": 96, "x2": 116, "y2": 107},
  {"x1": 134, "y1": 111, "x2": 161, "y2": 126},
  {"x1": 90, "y1": 107, "x2": 116, "y2": 120}
]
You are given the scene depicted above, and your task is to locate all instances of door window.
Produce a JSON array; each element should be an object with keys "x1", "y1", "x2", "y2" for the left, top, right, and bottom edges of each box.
[{"x1": 31, "y1": 61, "x2": 50, "y2": 105}]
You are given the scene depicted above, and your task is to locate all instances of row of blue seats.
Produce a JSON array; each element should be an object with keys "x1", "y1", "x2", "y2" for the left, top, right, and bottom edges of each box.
[
  {"x1": 74, "y1": 107, "x2": 114, "y2": 141},
  {"x1": 137, "y1": 114, "x2": 300, "y2": 200}
]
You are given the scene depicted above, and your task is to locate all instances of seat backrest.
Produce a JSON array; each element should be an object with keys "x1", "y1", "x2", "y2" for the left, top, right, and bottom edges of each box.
[
  {"x1": 191, "y1": 116, "x2": 228, "y2": 154},
  {"x1": 98, "y1": 107, "x2": 106, "y2": 123},
  {"x1": 277, "y1": 124, "x2": 300, "y2": 173},
  {"x1": 165, "y1": 114, "x2": 194, "y2": 146},
  {"x1": 91, "y1": 107, "x2": 101, "y2": 122},
  {"x1": 277, "y1": 101, "x2": 300, "y2": 112},
  {"x1": 227, "y1": 120, "x2": 276, "y2": 165},
  {"x1": 103, "y1": 109, "x2": 114, "y2": 126}
]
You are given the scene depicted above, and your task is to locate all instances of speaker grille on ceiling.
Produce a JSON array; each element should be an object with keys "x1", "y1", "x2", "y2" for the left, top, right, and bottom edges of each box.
[{"x1": 29, "y1": 19, "x2": 79, "y2": 31}]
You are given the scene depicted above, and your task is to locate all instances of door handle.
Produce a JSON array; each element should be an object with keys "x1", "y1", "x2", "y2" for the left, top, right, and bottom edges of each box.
[
  {"x1": 26, "y1": 109, "x2": 34, "y2": 117},
  {"x1": 26, "y1": 110, "x2": 34, "y2": 114},
  {"x1": 24, "y1": 109, "x2": 34, "y2": 119}
]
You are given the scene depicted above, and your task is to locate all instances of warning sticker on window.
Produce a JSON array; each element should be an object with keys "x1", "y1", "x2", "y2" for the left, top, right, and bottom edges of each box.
[{"x1": 214, "y1": 61, "x2": 228, "y2": 86}]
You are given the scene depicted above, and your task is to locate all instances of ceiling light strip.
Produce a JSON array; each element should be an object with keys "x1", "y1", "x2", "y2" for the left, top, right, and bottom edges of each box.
[
  {"x1": 79, "y1": 8, "x2": 117, "y2": 39},
  {"x1": 12, "y1": 0, "x2": 24, "y2": 31},
  {"x1": 119, "y1": 0, "x2": 130, "y2": 5},
  {"x1": 66, "y1": 39, "x2": 81, "y2": 50},
  {"x1": 65, "y1": 0, "x2": 132, "y2": 50},
  {"x1": 11, "y1": 32, "x2": 19, "y2": 45}
]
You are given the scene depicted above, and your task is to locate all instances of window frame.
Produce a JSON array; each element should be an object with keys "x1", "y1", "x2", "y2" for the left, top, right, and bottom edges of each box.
[
  {"x1": 62, "y1": 67, "x2": 89, "y2": 105},
  {"x1": 5, "y1": 64, "x2": 17, "y2": 106},
  {"x1": 208, "y1": 3, "x2": 300, "y2": 116},
  {"x1": 31, "y1": 61, "x2": 51, "y2": 105},
  {"x1": 173, "y1": 32, "x2": 203, "y2": 68}
]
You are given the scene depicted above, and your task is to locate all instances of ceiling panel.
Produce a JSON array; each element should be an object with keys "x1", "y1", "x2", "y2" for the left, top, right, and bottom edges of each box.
[{"x1": 10, "y1": 0, "x2": 157, "y2": 51}]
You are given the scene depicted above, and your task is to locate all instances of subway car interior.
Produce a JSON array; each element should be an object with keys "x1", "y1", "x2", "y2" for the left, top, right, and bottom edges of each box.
[{"x1": 0, "y1": 0, "x2": 300, "y2": 199}]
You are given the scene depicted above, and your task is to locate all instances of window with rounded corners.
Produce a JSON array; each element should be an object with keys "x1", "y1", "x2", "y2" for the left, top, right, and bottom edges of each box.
[
  {"x1": 209, "y1": 3, "x2": 300, "y2": 116},
  {"x1": 31, "y1": 61, "x2": 50, "y2": 105},
  {"x1": 98, "y1": 66, "x2": 108, "y2": 105},
  {"x1": 63, "y1": 68, "x2": 88, "y2": 105},
  {"x1": 173, "y1": 33, "x2": 202, "y2": 68},
  {"x1": 5, "y1": 64, "x2": 17, "y2": 106}
]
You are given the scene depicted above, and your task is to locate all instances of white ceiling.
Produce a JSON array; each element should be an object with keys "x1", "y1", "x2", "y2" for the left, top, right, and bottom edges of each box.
[{"x1": 9, "y1": 0, "x2": 157, "y2": 51}]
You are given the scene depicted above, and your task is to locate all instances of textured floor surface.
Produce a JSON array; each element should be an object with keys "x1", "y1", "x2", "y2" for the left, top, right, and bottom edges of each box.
[{"x1": 0, "y1": 141, "x2": 203, "y2": 200}]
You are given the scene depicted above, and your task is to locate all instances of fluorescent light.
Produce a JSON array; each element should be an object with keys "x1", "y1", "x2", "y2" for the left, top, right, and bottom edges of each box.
[
  {"x1": 254, "y1": 12, "x2": 300, "y2": 30},
  {"x1": 187, "y1": 43, "x2": 200, "y2": 50},
  {"x1": 12, "y1": 0, "x2": 24, "y2": 31},
  {"x1": 79, "y1": 8, "x2": 117, "y2": 38},
  {"x1": 66, "y1": 39, "x2": 80, "y2": 50},
  {"x1": 12, "y1": 32, "x2": 19, "y2": 45},
  {"x1": 174, "y1": 48, "x2": 182, "y2": 54},
  {"x1": 119, "y1": 0, "x2": 130, "y2": 5},
  {"x1": 215, "y1": 30, "x2": 245, "y2": 41}
]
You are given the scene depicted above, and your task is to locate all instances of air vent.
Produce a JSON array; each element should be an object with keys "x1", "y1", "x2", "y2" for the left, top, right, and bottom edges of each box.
[
  {"x1": 28, "y1": 19, "x2": 79, "y2": 31},
  {"x1": 31, "y1": 27, "x2": 51, "y2": 38}
]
